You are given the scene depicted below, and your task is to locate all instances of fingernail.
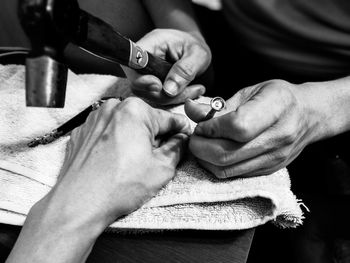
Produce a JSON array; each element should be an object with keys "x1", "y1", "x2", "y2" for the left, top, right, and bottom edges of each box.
[{"x1": 163, "y1": 80, "x2": 178, "y2": 97}]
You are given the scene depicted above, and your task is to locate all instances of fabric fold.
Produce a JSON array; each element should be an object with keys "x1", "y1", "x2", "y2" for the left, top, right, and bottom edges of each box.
[{"x1": 0, "y1": 64, "x2": 304, "y2": 231}]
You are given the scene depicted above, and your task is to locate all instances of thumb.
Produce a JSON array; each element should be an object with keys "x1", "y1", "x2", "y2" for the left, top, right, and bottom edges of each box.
[
  {"x1": 163, "y1": 56, "x2": 199, "y2": 97},
  {"x1": 194, "y1": 114, "x2": 235, "y2": 140},
  {"x1": 184, "y1": 99, "x2": 212, "y2": 123},
  {"x1": 155, "y1": 133, "x2": 189, "y2": 168}
]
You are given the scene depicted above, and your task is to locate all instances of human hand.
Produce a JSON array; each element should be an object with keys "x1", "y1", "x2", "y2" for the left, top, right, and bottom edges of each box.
[
  {"x1": 185, "y1": 80, "x2": 324, "y2": 178},
  {"x1": 49, "y1": 97, "x2": 191, "y2": 226},
  {"x1": 123, "y1": 29, "x2": 211, "y2": 105},
  {"x1": 7, "y1": 97, "x2": 190, "y2": 263}
]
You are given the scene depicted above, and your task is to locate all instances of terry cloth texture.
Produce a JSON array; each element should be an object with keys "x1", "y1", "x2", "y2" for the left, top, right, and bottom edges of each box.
[{"x1": 0, "y1": 64, "x2": 305, "y2": 231}]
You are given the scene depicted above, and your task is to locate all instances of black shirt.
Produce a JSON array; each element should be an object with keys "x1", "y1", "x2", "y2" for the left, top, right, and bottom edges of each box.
[{"x1": 222, "y1": 0, "x2": 350, "y2": 80}]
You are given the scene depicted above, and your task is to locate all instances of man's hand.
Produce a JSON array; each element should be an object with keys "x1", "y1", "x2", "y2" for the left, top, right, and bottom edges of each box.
[
  {"x1": 7, "y1": 97, "x2": 191, "y2": 263},
  {"x1": 185, "y1": 80, "x2": 325, "y2": 178},
  {"x1": 124, "y1": 29, "x2": 211, "y2": 105},
  {"x1": 55, "y1": 97, "x2": 191, "y2": 224}
]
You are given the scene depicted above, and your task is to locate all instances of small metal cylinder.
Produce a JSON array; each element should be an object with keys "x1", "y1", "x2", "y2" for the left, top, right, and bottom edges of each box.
[{"x1": 25, "y1": 55, "x2": 67, "y2": 107}]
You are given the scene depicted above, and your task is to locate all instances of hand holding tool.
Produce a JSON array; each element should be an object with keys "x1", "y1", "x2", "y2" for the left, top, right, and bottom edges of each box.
[{"x1": 18, "y1": 0, "x2": 172, "y2": 108}]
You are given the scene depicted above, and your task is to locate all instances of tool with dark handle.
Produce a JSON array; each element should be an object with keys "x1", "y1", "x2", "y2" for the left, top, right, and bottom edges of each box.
[
  {"x1": 27, "y1": 97, "x2": 119, "y2": 147},
  {"x1": 18, "y1": 0, "x2": 172, "y2": 108},
  {"x1": 73, "y1": 9, "x2": 172, "y2": 81}
]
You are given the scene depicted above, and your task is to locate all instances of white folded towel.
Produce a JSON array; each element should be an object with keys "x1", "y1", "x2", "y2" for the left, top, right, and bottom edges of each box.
[{"x1": 0, "y1": 64, "x2": 305, "y2": 231}]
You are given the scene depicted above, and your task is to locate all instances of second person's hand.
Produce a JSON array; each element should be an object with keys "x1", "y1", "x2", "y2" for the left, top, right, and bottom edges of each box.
[
  {"x1": 185, "y1": 80, "x2": 326, "y2": 178},
  {"x1": 123, "y1": 29, "x2": 211, "y2": 105}
]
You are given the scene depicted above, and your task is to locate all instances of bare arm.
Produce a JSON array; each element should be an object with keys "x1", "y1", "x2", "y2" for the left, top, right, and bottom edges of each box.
[
  {"x1": 124, "y1": 1, "x2": 211, "y2": 105},
  {"x1": 142, "y1": 0, "x2": 202, "y2": 36},
  {"x1": 299, "y1": 77, "x2": 350, "y2": 142},
  {"x1": 5, "y1": 194, "x2": 106, "y2": 263},
  {"x1": 6, "y1": 98, "x2": 190, "y2": 262}
]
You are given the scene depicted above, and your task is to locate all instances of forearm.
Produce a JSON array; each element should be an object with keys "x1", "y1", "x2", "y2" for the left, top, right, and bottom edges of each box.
[
  {"x1": 143, "y1": 0, "x2": 203, "y2": 37},
  {"x1": 6, "y1": 194, "x2": 106, "y2": 263},
  {"x1": 297, "y1": 76, "x2": 350, "y2": 143}
]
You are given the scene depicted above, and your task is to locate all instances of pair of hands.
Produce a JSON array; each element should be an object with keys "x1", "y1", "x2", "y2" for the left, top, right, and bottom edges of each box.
[
  {"x1": 9, "y1": 30, "x2": 322, "y2": 263},
  {"x1": 22, "y1": 29, "x2": 321, "y2": 236},
  {"x1": 51, "y1": 79, "x2": 318, "y2": 228},
  {"x1": 8, "y1": 16, "x2": 334, "y2": 263},
  {"x1": 51, "y1": 29, "x2": 321, "y2": 224},
  {"x1": 45, "y1": 30, "x2": 207, "y2": 226},
  {"x1": 126, "y1": 29, "x2": 322, "y2": 179}
]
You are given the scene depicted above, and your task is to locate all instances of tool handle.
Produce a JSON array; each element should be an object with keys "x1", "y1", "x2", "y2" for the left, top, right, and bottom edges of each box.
[{"x1": 135, "y1": 52, "x2": 172, "y2": 82}]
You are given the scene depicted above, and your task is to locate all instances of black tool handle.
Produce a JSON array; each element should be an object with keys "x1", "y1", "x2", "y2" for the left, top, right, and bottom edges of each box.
[
  {"x1": 73, "y1": 10, "x2": 173, "y2": 82},
  {"x1": 136, "y1": 53, "x2": 172, "y2": 81},
  {"x1": 57, "y1": 104, "x2": 96, "y2": 136}
]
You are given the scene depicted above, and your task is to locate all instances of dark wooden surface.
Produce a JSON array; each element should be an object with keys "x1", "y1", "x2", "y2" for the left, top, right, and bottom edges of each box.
[{"x1": 0, "y1": 223, "x2": 254, "y2": 263}]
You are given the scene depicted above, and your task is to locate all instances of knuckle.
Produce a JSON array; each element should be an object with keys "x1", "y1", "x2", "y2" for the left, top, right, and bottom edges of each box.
[
  {"x1": 266, "y1": 79, "x2": 297, "y2": 107},
  {"x1": 174, "y1": 62, "x2": 196, "y2": 82},
  {"x1": 102, "y1": 98, "x2": 117, "y2": 107},
  {"x1": 230, "y1": 112, "x2": 253, "y2": 141},
  {"x1": 275, "y1": 152, "x2": 287, "y2": 164},
  {"x1": 191, "y1": 43, "x2": 211, "y2": 61},
  {"x1": 110, "y1": 97, "x2": 149, "y2": 124},
  {"x1": 264, "y1": 79, "x2": 291, "y2": 90},
  {"x1": 284, "y1": 133, "x2": 297, "y2": 145},
  {"x1": 151, "y1": 28, "x2": 162, "y2": 35},
  {"x1": 270, "y1": 149, "x2": 289, "y2": 164},
  {"x1": 265, "y1": 79, "x2": 290, "y2": 95},
  {"x1": 119, "y1": 97, "x2": 146, "y2": 116},
  {"x1": 281, "y1": 127, "x2": 298, "y2": 145},
  {"x1": 123, "y1": 96, "x2": 144, "y2": 106},
  {"x1": 265, "y1": 79, "x2": 289, "y2": 88},
  {"x1": 215, "y1": 149, "x2": 230, "y2": 166},
  {"x1": 98, "y1": 98, "x2": 119, "y2": 116}
]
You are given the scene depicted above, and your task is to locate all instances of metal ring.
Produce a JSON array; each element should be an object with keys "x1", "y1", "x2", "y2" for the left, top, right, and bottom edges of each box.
[{"x1": 203, "y1": 97, "x2": 226, "y2": 121}]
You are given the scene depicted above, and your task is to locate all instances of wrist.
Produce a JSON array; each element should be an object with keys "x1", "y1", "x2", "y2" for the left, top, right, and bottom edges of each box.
[
  {"x1": 295, "y1": 79, "x2": 350, "y2": 143},
  {"x1": 33, "y1": 191, "x2": 107, "y2": 239},
  {"x1": 43, "y1": 168, "x2": 128, "y2": 231},
  {"x1": 6, "y1": 195, "x2": 105, "y2": 263},
  {"x1": 294, "y1": 82, "x2": 329, "y2": 144}
]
